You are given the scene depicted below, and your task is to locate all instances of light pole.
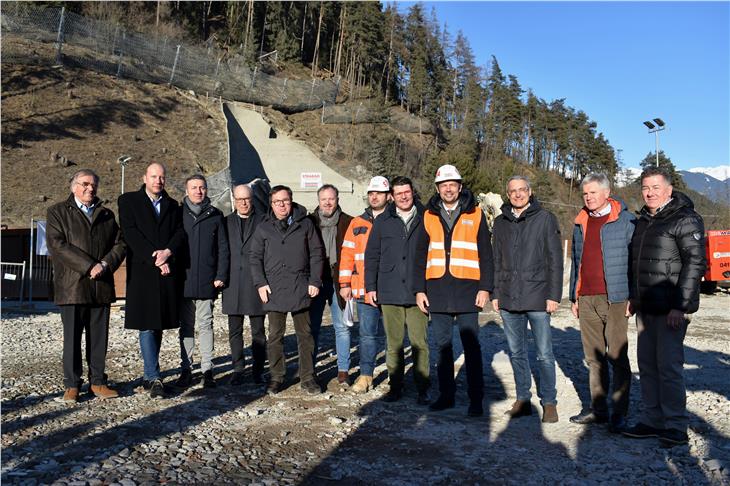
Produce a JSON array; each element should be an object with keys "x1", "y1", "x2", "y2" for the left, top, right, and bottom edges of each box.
[
  {"x1": 117, "y1": 155, "x2": 131, "y2": 195},
  {"x1": 643, "y1": 118, "x2": 665, "y2": 167}
]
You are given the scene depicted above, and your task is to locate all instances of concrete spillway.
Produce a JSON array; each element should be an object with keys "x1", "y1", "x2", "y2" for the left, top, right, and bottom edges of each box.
[{"x1": 224, "y1": 102, "x2": 368, "y2": 216}]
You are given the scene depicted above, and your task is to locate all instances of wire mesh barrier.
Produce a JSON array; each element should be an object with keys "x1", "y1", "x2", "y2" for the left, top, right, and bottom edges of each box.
[
  {"x1": 321, "y1": 102, "x2": 437, "y2": 135},
  {"x1": 1, "y1": 5, "x2": 338, "y2": 113},
  {"x1": 1, "y1": 261, "x2": 26, "y2": 303}
]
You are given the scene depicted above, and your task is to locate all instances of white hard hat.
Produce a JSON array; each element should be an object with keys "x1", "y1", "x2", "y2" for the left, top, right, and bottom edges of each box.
[
  {"x1": 434, "y1": 164, "x2": 462, "y2": 183},
  {"x1": 366, "y1": 176, "x2": 390, "y2": 192}
]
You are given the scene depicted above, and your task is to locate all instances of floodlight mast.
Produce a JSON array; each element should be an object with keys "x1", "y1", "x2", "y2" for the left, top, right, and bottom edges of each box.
[{"x1": 643, "y1": 119, "x2": 666, "y2": 167}]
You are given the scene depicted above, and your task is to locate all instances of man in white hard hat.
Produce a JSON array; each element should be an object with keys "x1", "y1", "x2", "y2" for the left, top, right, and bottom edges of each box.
[
  {"x1": 339, "y1": 176, "x2": 391, "y2": 393},
  {"x1": 414, "y1": 165, "x2": 494, "y2": 416}
]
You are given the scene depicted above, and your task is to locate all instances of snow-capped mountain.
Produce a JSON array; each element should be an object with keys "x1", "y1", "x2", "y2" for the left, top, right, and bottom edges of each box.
[
  {"x1": 679, "y1": 170, "x2": 730, "y2": 203},
  {"x1": 687, "y1": 165, "x2": 730, "y2": 182},
  {"x1": 614, "y1": 167, "x2": 642, "y2": 187}
]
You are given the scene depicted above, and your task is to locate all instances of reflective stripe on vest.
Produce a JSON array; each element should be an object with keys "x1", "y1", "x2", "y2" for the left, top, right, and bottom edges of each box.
[{"x1": 424, "y1": 210, "x2": 481, "y2": 280}]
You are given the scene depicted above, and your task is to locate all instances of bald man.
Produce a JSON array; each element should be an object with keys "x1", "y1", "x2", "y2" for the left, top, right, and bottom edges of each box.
[{"x1": 118, "y1": 162, "x2": 186, "y2": 399}]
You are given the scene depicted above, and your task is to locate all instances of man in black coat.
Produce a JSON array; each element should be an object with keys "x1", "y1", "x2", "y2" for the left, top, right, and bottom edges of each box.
[
  {"x1": 118, "y1": 162, "x2": 186, "y2": 399},
  {"x1": 47, "y1": 169, "x2": 126, "y2": 402},
  {"x1": 492, "y1": 175, "x2": 563, "y2": 423},
  {"x1": 414, "y1": 165, "x2": 494, "y2": 417},
  {"x1": 223, "y1": 184, "x2": 267, "y2": 385},
  {"x1": 250, "y1": 185, "x2": 325, "y2": 395},
  {"x1": 622, "y1": 167, "x2": 705, "y2": 446},
  {"x1": 365, "y1": 176, "x2": 430, "y2": 404},
  {"x1": 176, "y1": 174, "x2": 229, "y2": 390}
]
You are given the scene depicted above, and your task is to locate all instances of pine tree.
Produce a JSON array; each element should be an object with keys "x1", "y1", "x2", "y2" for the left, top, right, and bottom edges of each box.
[{"x1": 639, "y1": 151, "x2": 687, "y2": 190}]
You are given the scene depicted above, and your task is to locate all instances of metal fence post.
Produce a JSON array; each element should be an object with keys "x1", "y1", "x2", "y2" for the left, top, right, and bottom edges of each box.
[
  {"x1": 116, "y1": 32, "x2": 125, "y2": 78},
  {"x1": 54, "y1": 6, "x2": 66, "y2": 64},
  {"x1": 28, "y1": 218, "x2": 35, "y2": 305},
  {"x1": 169, "y1": 45, "x2": 181, "y2": 85}
]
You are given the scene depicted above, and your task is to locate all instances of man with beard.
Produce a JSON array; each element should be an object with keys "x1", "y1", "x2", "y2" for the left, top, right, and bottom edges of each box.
[
  {"x1": 339, "y1": 176, "x2": 391, "y2": 393},
  {"x1": 309, "y1": 184, "x2": 353, "y2": 386}
]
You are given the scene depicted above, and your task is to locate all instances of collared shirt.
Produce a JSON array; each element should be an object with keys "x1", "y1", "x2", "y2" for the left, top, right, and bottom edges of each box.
[
  {"x1": 147, "y1": 193, "x2": 162, "y2": 216},
  {"x1": 74, "y1": 197, "x2": 96, "y2": 219},
  {"x1": 511, "y1": 203, "x2": 530, "y2": 218},
  {"x1": 589, "y1": 203, "x2": 612, "y2": 218},
  {"x1": 653, "y1": 197, "x2": 674, "y2": 216}
]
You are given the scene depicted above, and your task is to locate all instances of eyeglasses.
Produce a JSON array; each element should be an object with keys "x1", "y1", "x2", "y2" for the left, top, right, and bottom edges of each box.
[
  {"x1": 507, "y1": 187, "x2": 529, "y2": 195},
  {"x1": 75, "y1": 182, "x2": 98, "y2": 189},
  {"x1": 271, "y1": 199, "x2": 292, "y2": 206}
]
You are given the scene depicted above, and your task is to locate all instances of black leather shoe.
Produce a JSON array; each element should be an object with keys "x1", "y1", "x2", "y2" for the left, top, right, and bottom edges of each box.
[
  {"x1": 429, "y1": 395, "x2": 455, "y2": 411},
  {"x1": 622, "y1": 422, "x2": 663, "y2": 439},
  {"x1": 569, "y1": 410, "x2": 608, "y2": 425},
  {"x1": 416, "y1": 391, "x2": 430, "y2": 406},
  {"x1": 608, "y1": 414, "x2": 627, "y2": 433},
  {"x1": 659, "y1": 428, "x2": 688, "y2": 446},
  {"x1": 203, "y1": 370, "x2": 217, "y2": 388},
  {"x1": 149, "y1": 379, "x2": 165, "y2": 399},
  {"x1": 230, "y1": 372, "x2": 245, "y2": 386},
  {"x1": 266, "y1": 381, "x2": 284, "y2": 395},
  {"x1": 467, "y1": 401, "x2": 484, "y2": 417},
  {"x1": 175, "y1": 370, "x2": 192, "y2": 389},
  {"x1": 381, "y1": 388, "x2": 402, "y2": 402}
]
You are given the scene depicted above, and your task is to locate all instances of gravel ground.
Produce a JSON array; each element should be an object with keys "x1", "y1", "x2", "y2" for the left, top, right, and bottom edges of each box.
[{"x1": 2, "y1": 292, "x2": 729, "y2": 485}]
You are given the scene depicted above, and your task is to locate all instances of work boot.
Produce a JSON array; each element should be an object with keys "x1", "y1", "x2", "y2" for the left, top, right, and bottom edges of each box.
[
  {"x1": 542, "y1": 404, "x2": 559, "y2": 423},
  {"x1": 266, "y1": 381, "x2": 284, "y2": 396},
  {"x1": 90, "y1": 384, "x2": 119, "y2": 399},
  {"x1": 175, "y1": 369, "x2": 192, "y2": 389},
  {"x1": 504, "y1": 400, "x2": 532, "y2": 418},
  {"x1": 63, "y1": 387, "x2": 79, "y2": 403},
  {"x1": 351, "y1": 375, "x2": 373, "y2": 394},
  {"x1": 300, "y1": 379, "x2": 321, "y2": 395},
  {"x1": 337, "y1": 371, "x2": 350, "y2": 387}
]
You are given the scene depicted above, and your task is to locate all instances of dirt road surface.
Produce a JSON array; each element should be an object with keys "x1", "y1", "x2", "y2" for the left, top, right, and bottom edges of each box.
[{"x1": 2, "y1": 292, "x2": 729, "y2": 485}]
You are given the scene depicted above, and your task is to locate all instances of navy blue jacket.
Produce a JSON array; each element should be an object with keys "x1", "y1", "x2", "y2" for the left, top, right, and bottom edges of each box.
[
  {"x1": 181, "y1": 198, "x2": 230, "y2": 300},
  {"x1": 364, "y1": 202, "x2": 424, "y2": 306},
  {"x1": 492, "y1": 197, "x2": 563, "y2": 312},
  {"x1": 569, "y1": 198, "x2": 636, "y2": 303}
]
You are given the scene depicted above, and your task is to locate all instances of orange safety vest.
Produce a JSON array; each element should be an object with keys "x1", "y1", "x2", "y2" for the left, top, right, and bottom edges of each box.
[
  {"x1": 338, "y1": 215, "x2": 373, "y2": 303},
  {"x1": 424, "y1": 209, "x2": 481, "y2": 280}
]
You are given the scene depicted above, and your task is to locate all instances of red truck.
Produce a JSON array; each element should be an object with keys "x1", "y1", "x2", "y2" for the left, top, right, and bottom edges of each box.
[{"x1": 701, "y1": 230, "x2": 730, "y2": 293}]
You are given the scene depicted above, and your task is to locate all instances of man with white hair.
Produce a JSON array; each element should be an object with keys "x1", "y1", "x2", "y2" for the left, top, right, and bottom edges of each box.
[
  {"x1": 568, "y1": 173, "x2": 634, "y2": 433},
  {"x1": 47, "y1": 169, "x2": 126, "y2": 402}
]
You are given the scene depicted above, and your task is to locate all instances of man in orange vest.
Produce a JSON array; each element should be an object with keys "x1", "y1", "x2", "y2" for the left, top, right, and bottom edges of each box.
[
  {"x1": 414, "y1": 165, "x2": 494, "y2": 417},
  {"x1": 339, "y1": 176, "x2": 391, "y2": 393}
]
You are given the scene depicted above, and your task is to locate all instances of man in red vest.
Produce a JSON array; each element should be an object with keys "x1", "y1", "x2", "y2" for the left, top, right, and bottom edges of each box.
[{"x1": 414, "y1": 165, "x2": 494, "y2": 417}]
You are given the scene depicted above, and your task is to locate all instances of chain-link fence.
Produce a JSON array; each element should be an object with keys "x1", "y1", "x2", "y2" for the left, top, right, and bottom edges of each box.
[
  {"x1": 321, "y1": 101, "x2": 436, "y2": 135},
  {"x1": 1, "y1": 4, "x2": 338, "y2": 113}
]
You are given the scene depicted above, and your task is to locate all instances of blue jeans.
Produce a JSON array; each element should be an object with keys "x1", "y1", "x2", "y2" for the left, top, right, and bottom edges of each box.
[
  {"x1": 500, "y1": 310, "x2": 557, "y2": 405},
  {"x1": 357, "y1": 300, "x2": 383, "y2": 376},
  {"x1": 139, "y1": 330, "x2": 163, "y2": 381},
  {"x1": 310, "y1": 280, "x2": 349, "y2": 371}
]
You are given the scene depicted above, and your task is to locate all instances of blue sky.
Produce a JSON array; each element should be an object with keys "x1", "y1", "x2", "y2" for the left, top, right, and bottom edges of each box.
[{"x1": 396, "y1": 1, "x2": 729, "y2": 171}]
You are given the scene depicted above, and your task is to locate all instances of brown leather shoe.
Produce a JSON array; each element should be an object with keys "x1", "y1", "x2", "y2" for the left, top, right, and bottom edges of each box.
[
  {"x1": 542, "y1": 404, "x2": 559, "y2": 423},
  {"x1": 90, "y1": 384, "x2": 119, "y2": 399},
  {"x1": 63, "y1": 387, "x2": 79, "y2": 403},
  {"x1": 504, "y1": 400, "x2": 532, "y2": 418},
  {"x1": 337, "y1": 371, "x2": 350, "y2": 387}
]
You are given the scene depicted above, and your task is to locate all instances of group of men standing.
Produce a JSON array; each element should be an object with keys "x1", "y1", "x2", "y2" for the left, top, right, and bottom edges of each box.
[{"x1": 47, "y1": 161, "x2": 705, "y2": 446}]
